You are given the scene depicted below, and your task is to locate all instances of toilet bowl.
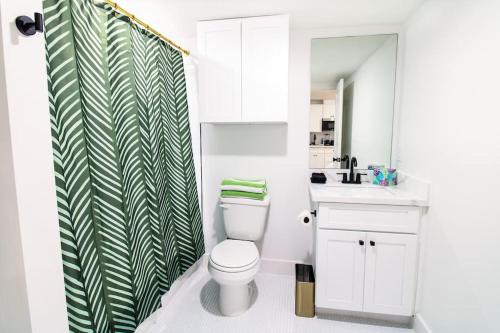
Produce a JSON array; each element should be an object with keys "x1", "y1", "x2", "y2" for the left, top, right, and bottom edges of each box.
[
  {"x1": 208, "y1": 195, "x2": 270, "y2": 316},
  {"x1": 208, "y1": 239, "x2": 260, "y2": 316}
]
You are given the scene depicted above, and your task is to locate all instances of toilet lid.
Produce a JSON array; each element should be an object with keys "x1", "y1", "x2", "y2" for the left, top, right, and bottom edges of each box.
[{"x1": 210, "y1": 240, "x2": 259, "y2": 269}]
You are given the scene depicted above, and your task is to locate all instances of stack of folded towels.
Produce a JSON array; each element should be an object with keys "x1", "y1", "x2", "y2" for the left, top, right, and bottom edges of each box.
[{"x1": 220, "y1": 178, "x2": 267, "y2": 200}]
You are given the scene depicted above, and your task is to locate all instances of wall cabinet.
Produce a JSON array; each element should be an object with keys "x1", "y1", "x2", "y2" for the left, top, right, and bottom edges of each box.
[
  {"x1": 197, "y1": 15, "x2": 289, "y2": 123},
  {"x1": 315, "y1": 203, "x2": 421, "y2": 317},
  {"x1": 310, "y1": 104, "x2": 323, "y2": 132},
  {"x1": 197, "y1": 19, "x2": 242, "y2": 123},
  {"x1": 322, "y1": 99, "x2": 335, "y2": 120},
  {"x1": 310, "y1": 100, "x2": 335, "y2": 131}
]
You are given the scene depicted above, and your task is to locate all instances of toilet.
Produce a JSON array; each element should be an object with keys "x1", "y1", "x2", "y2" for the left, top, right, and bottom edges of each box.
[{"x1": 208, "y1": 195, "x2": 270, "y2": 316}]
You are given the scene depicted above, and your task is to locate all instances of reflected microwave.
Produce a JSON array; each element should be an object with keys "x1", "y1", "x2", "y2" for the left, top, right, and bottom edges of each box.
[{"x1": 321, "y1": 120, "x2": 334, "y2": 131}]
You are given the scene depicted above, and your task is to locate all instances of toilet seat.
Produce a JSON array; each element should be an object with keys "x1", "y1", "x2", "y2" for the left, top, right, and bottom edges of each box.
[{"x1": 209, "y1": 240, "x2": 259, "y2": 273}]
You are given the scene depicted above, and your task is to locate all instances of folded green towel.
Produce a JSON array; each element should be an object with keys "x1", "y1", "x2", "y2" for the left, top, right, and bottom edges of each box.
[
  {"x1": 221, "y1": 178, "x2": 266, "y2": 189},
  {"x1": 221, "y1": 190, "x2": 267, "y2": 201},
  {"x1": 221, "y1": 185, "x2": 266, "y2": 193}
]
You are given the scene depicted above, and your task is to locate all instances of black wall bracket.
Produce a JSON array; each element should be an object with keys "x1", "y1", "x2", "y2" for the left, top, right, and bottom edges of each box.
[{"x1": 16, "y1": 13, "x2": 44, "y2": 36}]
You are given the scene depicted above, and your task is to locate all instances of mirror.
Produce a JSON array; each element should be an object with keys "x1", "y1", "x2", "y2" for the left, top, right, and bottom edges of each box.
[{"x1": 309, "y1": 34, "x2": 398, "y2": 169}]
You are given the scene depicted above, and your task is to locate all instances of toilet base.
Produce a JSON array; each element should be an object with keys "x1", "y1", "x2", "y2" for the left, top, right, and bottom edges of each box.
[{"x1": 219, "y1": 283, "x2": 251, "y2": 316}]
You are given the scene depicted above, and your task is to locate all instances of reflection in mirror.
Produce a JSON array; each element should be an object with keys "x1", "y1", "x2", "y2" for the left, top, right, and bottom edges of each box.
[{"x1": 309, "y1": 34, "x2": 398, "y2": 169}]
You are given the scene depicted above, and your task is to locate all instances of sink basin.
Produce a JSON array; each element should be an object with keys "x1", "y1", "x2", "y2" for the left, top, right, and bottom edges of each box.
[
  {"x1": 324, "y1": 182, "x2": 380, "y2": 189},
  {"x1": 309, "y1": 182, "x2": 426, "y2": 206},
  {"x1": 315, "y1": 185, "x2": 395, "y2": 198}
]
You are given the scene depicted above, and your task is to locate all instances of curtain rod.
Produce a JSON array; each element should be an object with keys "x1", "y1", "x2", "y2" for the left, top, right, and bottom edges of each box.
[{"x1": 92, "y1": 0, "x2": 190, "y2": 56}]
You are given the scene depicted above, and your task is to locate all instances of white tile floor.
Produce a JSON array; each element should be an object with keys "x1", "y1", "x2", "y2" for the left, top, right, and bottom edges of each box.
[{"x1": 138, "y1": 268, "x2": 415, "y2": 333}]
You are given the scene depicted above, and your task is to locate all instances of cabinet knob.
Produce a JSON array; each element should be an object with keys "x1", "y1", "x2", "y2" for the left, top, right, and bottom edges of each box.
[
  {"x1": 370, "y1": 241, "x2": 376, "y2": 247},
  {"x1": 359, "y1": 240, "x2": 364, "y2": 246}
]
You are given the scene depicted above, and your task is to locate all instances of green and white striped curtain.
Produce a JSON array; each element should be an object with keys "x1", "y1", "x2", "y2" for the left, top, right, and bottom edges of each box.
[{"x1": 43, "y1": 0, "x2": 204, "y2": 331}]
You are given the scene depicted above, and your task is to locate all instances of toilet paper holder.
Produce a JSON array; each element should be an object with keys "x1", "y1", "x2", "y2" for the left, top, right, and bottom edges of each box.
[
  {"x1": 304, "y1": 210, "x2": 317, "y2": 223},
  {"x1": 299, "y1": 210, "x2": 316, "y2": 225}
]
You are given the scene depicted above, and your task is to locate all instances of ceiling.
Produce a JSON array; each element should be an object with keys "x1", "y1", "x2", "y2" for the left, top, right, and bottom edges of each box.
[
  {"x1": 120, "y1": 0, "x2": 426, "y2": 38},
  {"x1": 311, "y1": 35, "x2": 396, "y2": 90}
]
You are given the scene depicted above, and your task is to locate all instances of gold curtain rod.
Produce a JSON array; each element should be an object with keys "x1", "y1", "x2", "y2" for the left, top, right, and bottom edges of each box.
[{"x1": 94, "y1": 0, "x2": 190, "y2": 56}]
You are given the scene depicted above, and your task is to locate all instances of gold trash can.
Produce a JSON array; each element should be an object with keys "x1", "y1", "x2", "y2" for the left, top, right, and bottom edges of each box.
[{"x1": 295, "y1": 264, "x2": 315, "y2": 318}]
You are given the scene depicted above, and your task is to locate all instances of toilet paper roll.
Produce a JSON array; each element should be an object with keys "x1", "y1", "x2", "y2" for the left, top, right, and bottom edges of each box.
[{"x1": 297, "y1": 210, "x2": 313, "y2": 227}]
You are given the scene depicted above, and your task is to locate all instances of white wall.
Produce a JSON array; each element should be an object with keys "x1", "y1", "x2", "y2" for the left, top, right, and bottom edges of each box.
[
  {"x1": 115, "y1": 0, "x2": 312, "y2": 264},
  {"x1": 0, "y1": 0, "x2": 68, "y2": 332},
  {"x1": 114, "y1": 0, "x2": 403, "y2": 266},
  {"x1": 201, "y1": 26, "x2": 402, "y2": 264},
  {"x1": 346, "y1": 36, "x2": 397, "y2": 168},
  {"x1": 0, "y1": 4, "x2": 32, "y2": 332},
  {"x1": 201, "y1": 29, "x2": 313, "y2": 264},
  {"x1": 183, "y1": 57, "x2": 202, "y2": 201},
  {"x1": 120, "y1": 1, "x2": 318, "y2": 263},
  {"x1": 201, "y1": 53, "x2": 313, "y2": 263},
  {"x1": 117, "y1": 0, "x2": 203, "y2": 207},
  {"x1": 398, "y1": 0, "x2": 500, "y2": 332}
]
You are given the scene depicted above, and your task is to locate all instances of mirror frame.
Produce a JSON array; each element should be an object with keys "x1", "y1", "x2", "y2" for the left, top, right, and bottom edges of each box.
[{"x1": 306, "y1": 26, "x2": 404, "y2": 170}]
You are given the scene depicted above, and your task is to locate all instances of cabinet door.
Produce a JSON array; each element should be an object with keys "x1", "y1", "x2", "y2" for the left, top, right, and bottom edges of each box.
[
  {"x1": 316, "y1": 230, "x2": 366, "y2": 311},
  {"x1": 310, "y1": 104, "x2": 323, "y2": 132},
  {"x1": 197, "y1": 19, "x2": 242, "y2": 123},
  {"x1": 242, "y1": 15, "x2": 289, "y2": 122},
  {"x1": 364, "y1": 233, "x2": 418, "y2": 316},
  {"x1": 309, "y1": 148, "x2": 325, "y2": 169},
  {"x1": 323, "y1": 99, "x2": 335, "y2": 120}
]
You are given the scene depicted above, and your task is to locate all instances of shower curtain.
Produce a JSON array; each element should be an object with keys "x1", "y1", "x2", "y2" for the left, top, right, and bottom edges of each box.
[{"x1": 43, "y1": 0, "x2": 204, "y2": 331}]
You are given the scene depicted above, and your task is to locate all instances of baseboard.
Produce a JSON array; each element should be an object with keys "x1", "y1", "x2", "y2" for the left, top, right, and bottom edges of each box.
[
  {"x1": 260, "y1": 257, "x2": 304, "y2": 276},
  {"x1": 316, "y1": 308, "x2": 412, "y2": 328},
  {"x1": 413, "y1": 313, "x2": 432, "y2": 333},
  {"x1": 160, "y1": 254, "x2": 208, "y2": 307}
]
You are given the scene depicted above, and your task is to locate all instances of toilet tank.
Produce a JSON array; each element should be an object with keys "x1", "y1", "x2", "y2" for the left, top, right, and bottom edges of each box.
[{"x1": 220, "y1": 195, "x2": 270, "y2": 241}]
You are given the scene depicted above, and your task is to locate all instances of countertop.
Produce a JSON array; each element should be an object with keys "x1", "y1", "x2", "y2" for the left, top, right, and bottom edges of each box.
[{"x1": 309, "y1": 182, "x2": 428, "y2": 206}]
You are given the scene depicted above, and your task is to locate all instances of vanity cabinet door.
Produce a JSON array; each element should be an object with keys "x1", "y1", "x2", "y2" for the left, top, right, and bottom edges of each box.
[
  {"x1": 363, "y1": 233, "x2": 418, "y2": 316},
  {"x1": 316, "y1": 230, "x2": 366, "y2": 311}
]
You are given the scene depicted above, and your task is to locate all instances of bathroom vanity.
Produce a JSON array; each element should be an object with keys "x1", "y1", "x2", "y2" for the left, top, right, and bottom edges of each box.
[
  {"x1": 309, "y1": 180, "x2": 429, "y2": 318},
  {"x1": 307, "y1": 32, "x2": 426, "y2": 320}
]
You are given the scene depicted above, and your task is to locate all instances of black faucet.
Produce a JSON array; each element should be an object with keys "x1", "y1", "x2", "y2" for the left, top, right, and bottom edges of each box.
[
  {"x1": 349, "y1": 157, "x2": 357, "y2": 182},
  {"x1": 337, "y1": 156, "x2": 365, "y2": 184}
]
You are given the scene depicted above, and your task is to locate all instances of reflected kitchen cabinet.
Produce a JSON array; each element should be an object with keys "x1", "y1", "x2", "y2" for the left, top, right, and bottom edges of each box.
[
  {"x1": 309, "y1": 147, "x2": 335, "y2": 169},
  {"x1": 310, "y1": 104, "x2": 323, "y2": 132},
  {"x1": 323, "y1": 99, "x2": 335, "y2": 120},
  {"x1": 309, "y1": 147, "x2": 325, "y2": 168}
]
